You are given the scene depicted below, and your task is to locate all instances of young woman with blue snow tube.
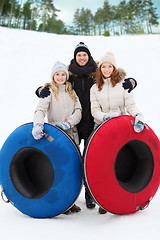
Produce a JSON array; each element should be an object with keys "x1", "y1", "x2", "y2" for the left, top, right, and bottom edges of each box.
[
  {"x1": 32, "y1": 61, "x2": 82, "y2": 214},
  {"x1": 90, "y1": 52, "x2": 145, "y2": 214}
]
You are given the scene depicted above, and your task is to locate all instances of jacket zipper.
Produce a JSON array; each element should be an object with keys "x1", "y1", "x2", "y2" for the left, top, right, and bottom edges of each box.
[
  {"x1": 82, "y1": 78, "x2": 85, "y2": 92},
  {"x1": 107, "y1": 79, "x2": 110, "y2": 112}
]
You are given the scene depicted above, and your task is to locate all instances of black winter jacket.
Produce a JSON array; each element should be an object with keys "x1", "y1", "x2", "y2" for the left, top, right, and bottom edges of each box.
[{"x1": 68, "y1": 57, "x2": 97, "y2": 141}]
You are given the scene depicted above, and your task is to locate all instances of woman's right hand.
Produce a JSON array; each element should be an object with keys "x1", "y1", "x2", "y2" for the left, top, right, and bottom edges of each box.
[{"x1": 103, "y1": 112, "x2": 120, "y2": 121}]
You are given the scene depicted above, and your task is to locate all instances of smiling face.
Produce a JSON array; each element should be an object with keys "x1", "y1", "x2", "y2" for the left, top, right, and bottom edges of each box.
[
  {"x1": 53, "y1": 71, "x2": 67, "y2": 85},
  {"x1": 76, "y1": 51, "x2": 89, "y2": 66},
  {"x1": 101, "y1": 62, "x2": 114, "y2": 78}
]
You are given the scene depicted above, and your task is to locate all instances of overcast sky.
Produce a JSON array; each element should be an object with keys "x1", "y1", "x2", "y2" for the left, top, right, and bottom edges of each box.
[{"x1": 54, "y1": 0, "x2": 160, "y2": 26}]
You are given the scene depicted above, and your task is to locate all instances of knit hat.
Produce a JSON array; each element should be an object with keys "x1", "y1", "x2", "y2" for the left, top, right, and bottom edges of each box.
[
  {"x1": 98, "y1": 52, "x2": 116, "y2": 68},
  {"x1": 74, "y1": 42, "x2": 91, "y2": 59},
  {"x1": 51, "y1": 61, "x2": 69, "y2": 80}
]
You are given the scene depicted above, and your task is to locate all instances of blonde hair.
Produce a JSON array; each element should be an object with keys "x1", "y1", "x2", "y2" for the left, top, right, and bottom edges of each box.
[{"x1": 45, "y1": 79, "x2": 77, "y2": 103}]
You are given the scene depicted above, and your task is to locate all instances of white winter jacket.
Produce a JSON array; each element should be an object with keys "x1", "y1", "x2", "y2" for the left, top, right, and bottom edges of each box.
[
  {"x1": 90, "y1": 69, "x2": 141, "y2": 125},
  {"x1": 34, "y1": 85, "x2": 82, "y2": 144}
]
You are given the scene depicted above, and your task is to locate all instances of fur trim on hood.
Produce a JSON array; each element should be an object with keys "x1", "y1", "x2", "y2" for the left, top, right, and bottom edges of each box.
[{"x1": 118, "y1": 68, "x2": 126, "y2": 82}]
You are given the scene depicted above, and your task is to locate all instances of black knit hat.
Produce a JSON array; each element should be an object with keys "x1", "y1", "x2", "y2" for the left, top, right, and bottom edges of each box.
[{"x1": 74, "y1": 42, "x2": 91, "y2": 59}]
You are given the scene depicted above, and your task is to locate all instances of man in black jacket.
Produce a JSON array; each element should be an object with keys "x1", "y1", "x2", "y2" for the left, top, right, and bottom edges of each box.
[
  {"x1": 68, "y1": 42, "x2": 97, "y2": 144},
  {"x1": 68, "y1": 43, "x2": 98, "y2": 210}
]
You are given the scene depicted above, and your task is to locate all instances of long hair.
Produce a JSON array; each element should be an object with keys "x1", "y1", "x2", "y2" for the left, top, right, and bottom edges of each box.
[
  {"x1": 96, "y1": 65, "x2": 119, "y2": 91},
  {"x1": 45, "y1": 79, "x2": 77, "y2": 103}
]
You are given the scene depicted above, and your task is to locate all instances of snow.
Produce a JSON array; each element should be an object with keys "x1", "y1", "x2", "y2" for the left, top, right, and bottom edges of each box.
[{"x1": 0, "y1": 27, "x2": 160, "y2": 240}]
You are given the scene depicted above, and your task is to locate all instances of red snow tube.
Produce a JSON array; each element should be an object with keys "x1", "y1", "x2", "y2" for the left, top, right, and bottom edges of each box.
[{"x1": 83, "y1": 116, "x2": 160, "y2": 214}]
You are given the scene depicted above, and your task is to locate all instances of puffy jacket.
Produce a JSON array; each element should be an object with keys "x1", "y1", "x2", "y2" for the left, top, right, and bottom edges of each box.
[
  {"x1": 68, "y1": 57, "x2": 97, "y2": 140},
  {"x1": 34, "y1": 85, "x2": 82, "y2": 144},
  {"x1": 69, "y1": 71, "x2": 96, "y2": 140},
  {"x1": 90, "y1": 69, "x2": 141, "y2": 125}
]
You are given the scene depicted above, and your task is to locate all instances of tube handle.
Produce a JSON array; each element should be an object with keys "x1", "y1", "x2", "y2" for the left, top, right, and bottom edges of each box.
[
  {"x1": 0, "y1": 185, "x2": 13, "y2": 204},
  {"x1": 136, "y1": 197, "x2": 152, "y2": 211},
  {"x1": 131, "y1": 120, "x2": 149, "y2": 130},
  {"x1": 41, "y1": 131, "x2": 54, "y2": 142}
]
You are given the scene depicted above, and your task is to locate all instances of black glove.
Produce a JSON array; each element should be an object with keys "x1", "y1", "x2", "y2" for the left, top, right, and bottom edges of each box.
[
  {"x1": 39, "y1": 86, "x2": 51, "y2": 98},
  {"x1": 122, "y1": 78, "x2": 137, "y2": 93}
]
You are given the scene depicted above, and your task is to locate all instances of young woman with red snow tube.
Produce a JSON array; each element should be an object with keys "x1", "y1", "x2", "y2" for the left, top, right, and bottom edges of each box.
[{"x1": 90, "y1": 52, "x2": 144, "y2": 214}]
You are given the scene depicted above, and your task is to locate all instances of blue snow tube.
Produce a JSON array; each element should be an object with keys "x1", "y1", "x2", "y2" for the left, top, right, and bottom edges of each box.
[{"x1": 0, "y1": 123, "x2": 82, "y2": 218}]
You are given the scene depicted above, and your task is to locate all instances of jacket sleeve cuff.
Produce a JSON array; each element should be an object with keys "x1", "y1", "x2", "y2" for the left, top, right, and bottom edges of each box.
[{"x1": 35, "y1": 86, "x2": 43, "y2": 98}]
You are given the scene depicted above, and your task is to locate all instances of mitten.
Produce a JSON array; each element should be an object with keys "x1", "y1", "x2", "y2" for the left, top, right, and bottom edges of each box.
[
  {"x1": 134, "y1": 122, "x2": 144, "y2": 133},
  {"x1": 55, "y1": 122, "x2": 71, "y2": 130},
  {"x1": 103, "y1": 112, "x2": 120, "y2": 121},
  {"x1": 103, "y1": 114, "x2": 110, "y2": 121},
  {"x1": 122, "y1": 78, "x2": 137, "y2": 93},
  {"x1": 134, "y1": 114, "x2": 144, "y2": 133},
  {"x1": 32, "y1": 124, "x2": 44, "y2": 140},
  {"x1": 39, "y1": 86, "x2": 51, "y2": 98}
]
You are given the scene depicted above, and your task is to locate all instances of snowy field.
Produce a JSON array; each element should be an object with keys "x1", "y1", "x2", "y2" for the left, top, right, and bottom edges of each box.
[{"x1": 0, "y1": 27, "x2": 160, "y2": 240}]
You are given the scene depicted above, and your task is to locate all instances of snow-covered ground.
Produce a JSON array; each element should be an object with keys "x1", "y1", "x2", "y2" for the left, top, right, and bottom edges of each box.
[{"x1": 0, "y1": 27, "x2": 160, "y2": 240}]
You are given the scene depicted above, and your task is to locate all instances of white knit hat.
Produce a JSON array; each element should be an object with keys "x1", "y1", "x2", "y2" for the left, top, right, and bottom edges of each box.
[
  {"x1": 51, "y1": 61, "x2": 69, "y2": 80},
  {"x1": 98, "y1": 52, "x2": 116, "y2": 68}
]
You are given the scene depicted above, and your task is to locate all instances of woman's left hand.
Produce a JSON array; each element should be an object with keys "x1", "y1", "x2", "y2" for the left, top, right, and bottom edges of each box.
[
  {"x1": 55, "y1": 122, "x2": 71, "y2": 130},
  {"x1": 134, "y1": 114, "x2": 145, "y2": 133}
]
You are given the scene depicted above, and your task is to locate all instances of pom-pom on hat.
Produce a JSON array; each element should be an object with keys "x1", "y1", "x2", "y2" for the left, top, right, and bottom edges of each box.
[
  {"x1": 51, "y1": 61, "x2": 69, "y2": 80},
  {"x1": 98, "y1": 52, "x2": 116, "y2": 68},
  {"x1": 74, "y1": 42, "x2": 91, "y2": 59}
]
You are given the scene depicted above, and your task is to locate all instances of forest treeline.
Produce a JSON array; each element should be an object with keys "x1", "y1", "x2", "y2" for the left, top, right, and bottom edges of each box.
[{"x1": 0, "y1": 0, "x2": 159, "y2": 35}]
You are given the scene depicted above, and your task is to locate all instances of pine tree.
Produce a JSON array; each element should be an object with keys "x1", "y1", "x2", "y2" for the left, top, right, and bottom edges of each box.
[
  {"x1": 102, "y1": 0, "x2": 111, "y2": 34},
  {"x1": 0, "y1": 0, "x2": 5, "y2": 16},
  {"x1": 110, "y1": 5, "x2": 117, "y2": 35},
  {"x1": 45, "y1": 13, "x2": 65, "y2": 33},
  {"x1": 116, "y1": 1, "x2": 128, "y2": 35},
  {"x1": 135, "y1": 0, "x2": 145, "y2": 33},
  {"x1": 94, "y1": 8, "x2": 103, "y2": 35},
  {"x1": 22, "y1": 0, "x2": 32, "y2": 29},
  {"x1": 82, "y1": 8, "x2": 93, "y2": 35},
  {"x1": 73, "y1": 8, "x2": 81, "y2": 34},
  {"x1": 146, "y1": 0, "x2": 159, "y2": 33},
  {"x1": 142, "y1": 0, "x2": 159, "y2": 33},
  {"x1": 127, "y1": 0, "x2": 137, "y2": 33},
  {"x1": 40, "y1": 0, "x2": 57, "y2": 32},
  {"x1": 17, "y1": 0, "x2": 23, "y2": 28},
  {"x1": 30, "y1": 0, "x2": 40, "y2": 30}
]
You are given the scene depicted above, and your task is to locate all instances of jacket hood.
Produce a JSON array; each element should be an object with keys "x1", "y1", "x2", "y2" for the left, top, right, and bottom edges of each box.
[{"x1": 118, "y1": 68, "x2": 126, "y2": 82}]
